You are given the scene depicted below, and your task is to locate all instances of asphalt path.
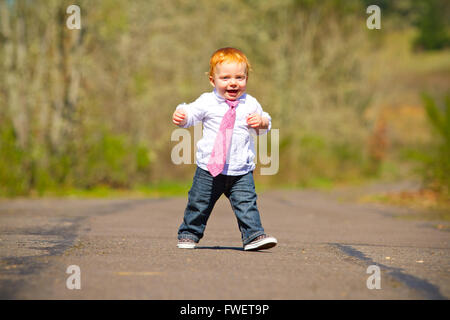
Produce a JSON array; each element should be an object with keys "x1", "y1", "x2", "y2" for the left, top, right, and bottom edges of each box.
[{"x1": 0, "y1": 185, "x2": 449, "y2": 299}]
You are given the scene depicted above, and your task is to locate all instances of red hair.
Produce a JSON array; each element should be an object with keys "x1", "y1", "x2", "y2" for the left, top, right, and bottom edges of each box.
[{"x1": 208, "y1": 47, "x2": 251, "y2": 78}]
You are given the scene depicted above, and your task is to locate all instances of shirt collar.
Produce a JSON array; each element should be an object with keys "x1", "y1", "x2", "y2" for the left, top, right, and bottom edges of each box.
[{"x1": 213, "y1": 89, "x2": 247, "y2": 104}]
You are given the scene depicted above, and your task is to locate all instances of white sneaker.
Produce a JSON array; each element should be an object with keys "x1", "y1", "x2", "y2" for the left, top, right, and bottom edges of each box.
[
  {"x1": 177, "y1": 238, "x2": 196, "y2": 249},
  {"x1": 244, "y1": 235, "x2": 277, "y2": 251}
]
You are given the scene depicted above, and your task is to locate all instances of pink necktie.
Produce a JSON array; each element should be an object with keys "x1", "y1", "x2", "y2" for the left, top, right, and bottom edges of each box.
[{"x1": 207, "y1": 99, "x2": 239, "y2": 177}]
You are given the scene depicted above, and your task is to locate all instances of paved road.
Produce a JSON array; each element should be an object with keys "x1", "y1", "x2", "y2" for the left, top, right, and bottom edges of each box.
[{"x1": 0, "y1": 186, "x2": 449, "y2": 299}]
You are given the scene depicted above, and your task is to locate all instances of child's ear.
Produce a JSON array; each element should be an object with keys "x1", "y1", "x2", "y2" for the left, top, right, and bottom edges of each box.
[{"x1": 209, "y1": 76, "x2": 215, "y2": 88}]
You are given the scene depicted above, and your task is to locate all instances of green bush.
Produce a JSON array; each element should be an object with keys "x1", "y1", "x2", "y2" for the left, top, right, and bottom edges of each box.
[
  {"x1": 77, "y1": 130, "x2": 151, "y2": 189},
  {"x1": 277, "y1": 132, "x2": 369, "y2": 187},
  {"x1": 0, "y1": 123, "x2": 27, "y2": 196},
  {"x1": 419, "y1": 93, "x2": 450, "y2": 192},
  {"x1": 0, "y1": 124, "x2": 152, "y2": 196},
  {"x1": 413, "y1": 0, "x2": 450, "y2": 50}
]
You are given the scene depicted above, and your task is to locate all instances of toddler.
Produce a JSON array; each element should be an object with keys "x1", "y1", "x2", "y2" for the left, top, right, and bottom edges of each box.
[{"x1": 172, "y1": 47, "x2": 277, "y2": 251}]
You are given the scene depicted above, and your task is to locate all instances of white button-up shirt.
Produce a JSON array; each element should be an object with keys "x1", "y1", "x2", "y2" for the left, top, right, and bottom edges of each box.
[{"x1": 176, "y1": 90, "x2": 272, "y2": 176}]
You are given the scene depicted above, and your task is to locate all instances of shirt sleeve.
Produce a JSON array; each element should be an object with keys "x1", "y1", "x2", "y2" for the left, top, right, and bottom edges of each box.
[{"x1": 175, "y1": 94, "x2": 208, "y2": 128}]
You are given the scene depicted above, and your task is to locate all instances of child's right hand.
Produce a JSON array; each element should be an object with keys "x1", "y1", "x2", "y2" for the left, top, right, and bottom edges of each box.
[{"x1": 172, "y1": 109, "x2": 187, "y2": 126}]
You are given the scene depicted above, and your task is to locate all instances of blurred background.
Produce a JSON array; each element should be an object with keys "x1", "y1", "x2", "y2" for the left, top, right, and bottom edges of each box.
[{"x1": 0, "y1": 0, "x2": 448, "y2": 208}]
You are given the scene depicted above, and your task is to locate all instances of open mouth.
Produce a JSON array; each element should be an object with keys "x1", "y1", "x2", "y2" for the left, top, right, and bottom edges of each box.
[{"x1": 226, "y1": 89, "x2": 238, "y2": 96}]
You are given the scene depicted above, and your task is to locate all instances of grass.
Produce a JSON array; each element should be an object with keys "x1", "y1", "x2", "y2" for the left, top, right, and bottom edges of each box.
[
  {"x1": 12, "y1": 180, "x2": 193, "y2": 199},
  {"x1": 382, "y1": 29, "x2": 450, "y2": 75},
  {"x1": 359, "y1": 189, "x2": 450, "y2": 222}
]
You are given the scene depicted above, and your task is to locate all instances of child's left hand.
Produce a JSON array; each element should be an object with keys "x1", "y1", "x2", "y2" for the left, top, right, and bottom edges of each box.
[{"x1": 246, "y1": 113, "x2": 262, "y2": 128}]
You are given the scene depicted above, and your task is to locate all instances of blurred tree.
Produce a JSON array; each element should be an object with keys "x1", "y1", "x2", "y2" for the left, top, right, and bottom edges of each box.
[{"x1": 0, "y1": 0, "x2": 446, "y2": 196}]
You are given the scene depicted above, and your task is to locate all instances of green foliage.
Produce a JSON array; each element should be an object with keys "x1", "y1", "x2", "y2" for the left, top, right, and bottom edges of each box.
[
  {"x1": 413, "y1": 0, "x2": 450, "y2": 50},
  {"x1": 0, "y1": 123, "x2": 27, "y2": 196},
  {"x1": 277, "y1": 132, "x2": 369, "y2": 187},
  {"x1": 0, "y1": 0, "x2": 449, "y2": 197},
  {"x1": 423, "y1": 94, "x2": 450, "y2": 142},
  {"x1": 76, "y1": 130, "x2": 151, "y2": 189},
  {"x1": 0, "y1": 124, "x2": 152, "y2": 196},
  {"x1": 419, "y1": 94, "x2": 450, "y2": 192},
  {"x1": 360, "y1": 0, "x2": 449, "y2": 50}
]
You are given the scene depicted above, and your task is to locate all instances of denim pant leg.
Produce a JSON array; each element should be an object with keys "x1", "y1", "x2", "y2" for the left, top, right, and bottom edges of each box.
[
  {"x1": 225, "y1": 171, "x2": 265, "y2": 245},
  {"x1": 178, "y1": 167, "x2": 224, "y2": 243}
]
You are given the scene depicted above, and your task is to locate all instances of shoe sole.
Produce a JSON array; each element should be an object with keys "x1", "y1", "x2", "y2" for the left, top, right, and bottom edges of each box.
[
  {"x1": 244, "y1": 237, "x2": 277, "y2": 251},
  {"x1": 177, "y1": 243, "x2": 196, "y2": 249}
]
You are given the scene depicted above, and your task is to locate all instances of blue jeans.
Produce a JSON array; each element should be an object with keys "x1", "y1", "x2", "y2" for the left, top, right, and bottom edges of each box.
[{"x1": 178, "y1": 167, "x2": 265, "y2": 245}]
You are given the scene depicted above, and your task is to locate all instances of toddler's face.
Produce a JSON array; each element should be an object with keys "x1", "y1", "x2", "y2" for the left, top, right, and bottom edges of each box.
[{"x1": 209, "y1": 62, "x2": 247, "y2": 101}]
